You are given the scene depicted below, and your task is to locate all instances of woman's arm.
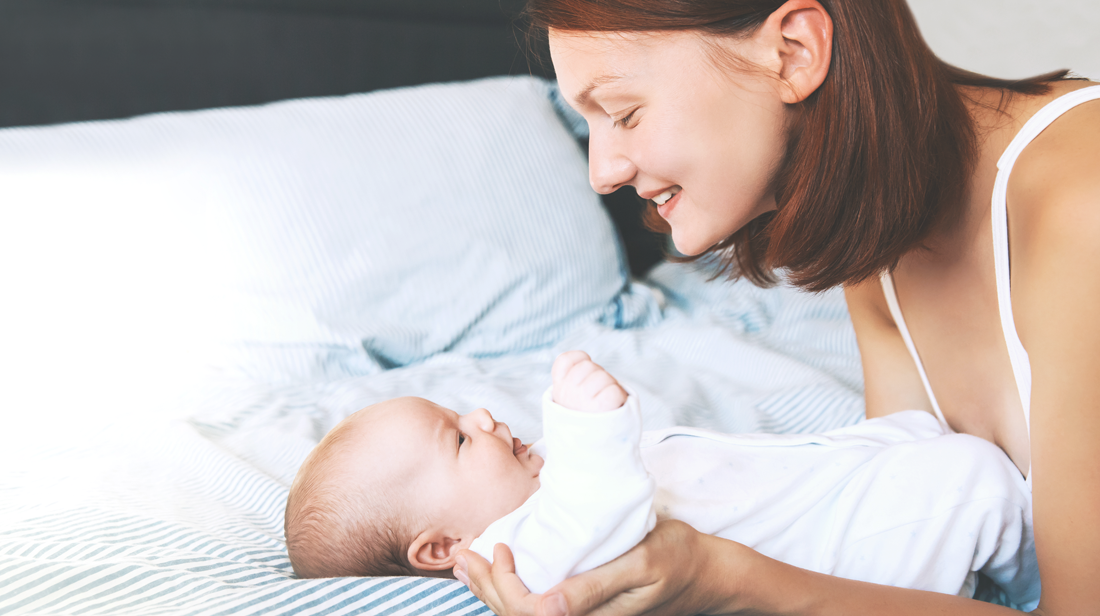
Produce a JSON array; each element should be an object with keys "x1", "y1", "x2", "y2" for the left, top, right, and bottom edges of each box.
[
  {"x1": 458, "y1": 520, "x2": 1023, "y2": 616},
  {"x1": 1006, "y1": 100, "x2": 1100, "y2": 615}
]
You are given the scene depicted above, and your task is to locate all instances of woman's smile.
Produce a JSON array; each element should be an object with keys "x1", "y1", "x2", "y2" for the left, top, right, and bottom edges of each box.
[{"x1": 655, "y1": 186, "x2": 683, "y2": 220}]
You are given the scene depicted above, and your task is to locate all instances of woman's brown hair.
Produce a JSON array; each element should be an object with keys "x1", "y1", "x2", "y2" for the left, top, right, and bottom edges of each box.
[{"x1": 526, "y1": 0, "x2": 1069, "y2": 291}]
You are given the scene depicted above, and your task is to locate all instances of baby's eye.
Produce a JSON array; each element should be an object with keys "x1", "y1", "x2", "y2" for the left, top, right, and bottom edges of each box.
[{"x1": 458, "y1": 433, "x2": 466, "y2": 447}]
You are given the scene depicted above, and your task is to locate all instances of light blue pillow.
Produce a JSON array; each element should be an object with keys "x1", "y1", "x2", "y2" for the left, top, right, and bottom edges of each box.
[{"x1": 0, "y1": 76, "x2": 659, "y2": 383}]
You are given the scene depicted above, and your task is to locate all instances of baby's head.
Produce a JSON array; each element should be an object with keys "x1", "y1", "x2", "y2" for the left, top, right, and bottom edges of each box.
[{"x1": 285, "y1": 396, "x2": 543, "y2": 579}]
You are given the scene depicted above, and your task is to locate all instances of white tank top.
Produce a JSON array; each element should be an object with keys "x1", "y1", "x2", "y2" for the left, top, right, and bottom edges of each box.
[{"x1": 880, "y1": 84, "x2": 1100, "y2": 490}]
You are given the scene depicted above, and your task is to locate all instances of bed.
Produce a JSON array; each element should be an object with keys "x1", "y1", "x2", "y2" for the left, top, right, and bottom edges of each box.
[{"x1": 0, "y1": 2, "x2": 874, "y2": 614}]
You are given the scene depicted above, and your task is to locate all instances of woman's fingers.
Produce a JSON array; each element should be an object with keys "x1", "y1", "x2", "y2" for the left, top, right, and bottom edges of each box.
[
  {"x1": 542, "y1": 539, "x2": 650, "y2": 616},
  {"x1": 543, "y1": 520, "x2": 711, "y2": 616},
  {"x1": 541, "y1": 574, "x2": 619, "y2": 616},
  {"x1": 490, "y1": 543, "x2": 541, "y2": 613},
  {"x1": 458, "y1": 546, "x2": 541, "y2": 616},
  {"x1": 457, "y1": 549, "x2": 497, "y2": 608}
]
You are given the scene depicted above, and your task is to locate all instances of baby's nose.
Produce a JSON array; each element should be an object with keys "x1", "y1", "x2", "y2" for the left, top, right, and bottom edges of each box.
[{"x1": 470, "y1": 407, "x2": 497, "y2": 432}]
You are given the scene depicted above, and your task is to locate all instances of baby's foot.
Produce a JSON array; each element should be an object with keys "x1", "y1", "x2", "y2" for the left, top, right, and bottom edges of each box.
[{"x1": 551, "y1": 351, "x2": 628, "y2": 412}]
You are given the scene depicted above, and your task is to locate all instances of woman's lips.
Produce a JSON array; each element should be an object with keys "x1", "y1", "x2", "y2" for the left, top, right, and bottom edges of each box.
[{"x1": 656, "y1": 189, "x2": 682, "y2": 219}]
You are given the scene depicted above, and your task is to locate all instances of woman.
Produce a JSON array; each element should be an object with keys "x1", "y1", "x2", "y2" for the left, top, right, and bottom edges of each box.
[{"x1": 455, "y1": 1, "x2": 1099, "y2": 614}]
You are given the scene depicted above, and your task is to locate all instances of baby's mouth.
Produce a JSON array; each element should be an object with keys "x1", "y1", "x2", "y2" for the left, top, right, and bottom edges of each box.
[{"x1": 512, "y1": 437, "x2": 527, "y2": 457}]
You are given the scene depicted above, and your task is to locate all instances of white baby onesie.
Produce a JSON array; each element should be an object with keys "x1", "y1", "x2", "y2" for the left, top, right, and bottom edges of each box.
[{"x1": 470, "y1": 390, "x2": 1039, "y2": 609}]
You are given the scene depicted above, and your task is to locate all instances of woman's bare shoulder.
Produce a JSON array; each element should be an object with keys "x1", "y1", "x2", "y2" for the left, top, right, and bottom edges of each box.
[
  {"x1": 1009, "y1": 82, "x2": 1100, "y2": 236},
  {"x1": 1005, "y1": 82, "x2": 1100, "y2": 346},
  {"x1": 1007, "y1": 83, "x2": 1100, "y2": 295}
]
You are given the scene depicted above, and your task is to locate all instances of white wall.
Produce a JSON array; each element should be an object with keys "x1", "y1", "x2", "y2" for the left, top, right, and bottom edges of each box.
[{"x1": 907, "y1": 0, "x2": 1099, "y2": 81}]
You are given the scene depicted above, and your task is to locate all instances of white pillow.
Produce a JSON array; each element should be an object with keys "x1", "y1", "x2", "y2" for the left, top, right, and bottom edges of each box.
[{"x1": 0, "y1": 76, "x2": 660, "y2": 387}]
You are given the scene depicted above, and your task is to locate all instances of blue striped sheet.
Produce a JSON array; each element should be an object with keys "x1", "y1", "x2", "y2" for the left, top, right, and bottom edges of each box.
[{"x1": 0, "y1": 424, "x2": 490, "y2": 616}]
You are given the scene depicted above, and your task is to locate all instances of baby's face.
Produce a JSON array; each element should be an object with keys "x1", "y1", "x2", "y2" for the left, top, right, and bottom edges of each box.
[{"x1": 365, "y1": 397, "x2": 544, "y2": 539}]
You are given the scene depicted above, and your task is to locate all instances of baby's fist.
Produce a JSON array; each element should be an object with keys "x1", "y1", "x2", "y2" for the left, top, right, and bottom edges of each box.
[{"x1": 551, "y1": 351, "x2": 628, "y2": 412}]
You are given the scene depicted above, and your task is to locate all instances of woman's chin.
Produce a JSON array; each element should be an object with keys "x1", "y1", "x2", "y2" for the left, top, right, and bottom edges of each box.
[{"x1": 668, "y1": 232, "x2": 712, "y2": 258}]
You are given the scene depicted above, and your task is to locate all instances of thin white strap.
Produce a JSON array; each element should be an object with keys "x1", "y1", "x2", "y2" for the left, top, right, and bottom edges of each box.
[
  {"x1": 879, "y1": 272, "x2": 950, "y2": 430},
  {"x1": 991, "y1": 84, "x2": 1100, "y2": 488},
  {"x1": 995, "y1": 85, "x2": 1100, "y2": 170}
]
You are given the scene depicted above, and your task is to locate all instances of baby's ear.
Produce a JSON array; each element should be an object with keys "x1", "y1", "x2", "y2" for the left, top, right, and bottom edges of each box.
[{"x1": 407, "y1": 531, "x2": 469, "y2": 572}]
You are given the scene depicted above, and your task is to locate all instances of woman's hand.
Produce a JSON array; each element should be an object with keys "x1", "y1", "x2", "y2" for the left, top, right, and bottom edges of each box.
[
  {"x1": 456, "y1": 520, "x2": 744, "y2": 616},
  {"x1": 455, "y1": 543, "x2": 542, "y2": 616}
]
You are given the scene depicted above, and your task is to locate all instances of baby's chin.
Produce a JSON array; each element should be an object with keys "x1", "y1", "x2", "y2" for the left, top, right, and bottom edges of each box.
[
  {"x1": 526, "y1": 450, "x2": 545, "y2": 475},
  {"x1": 521, "y1": 452, "x2": 544, "y2": 498},
  {"x1": 513, "y1": 439, "x2": 545, "y2": 473}
]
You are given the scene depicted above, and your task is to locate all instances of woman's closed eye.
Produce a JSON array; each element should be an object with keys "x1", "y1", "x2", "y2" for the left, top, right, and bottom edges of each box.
[{"x1": 615, "y1": 108, "x2": 638, "y2": 129}]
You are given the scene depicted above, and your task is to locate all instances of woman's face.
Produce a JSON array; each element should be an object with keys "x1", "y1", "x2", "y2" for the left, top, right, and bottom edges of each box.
[{"x1": 550, "y1": 29, "x2": 791, "y2": 256}]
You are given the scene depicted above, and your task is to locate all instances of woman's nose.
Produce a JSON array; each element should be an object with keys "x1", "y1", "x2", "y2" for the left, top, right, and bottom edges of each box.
[{"x1": 587, "y1": 131, "x2": 636, "y2": 195}]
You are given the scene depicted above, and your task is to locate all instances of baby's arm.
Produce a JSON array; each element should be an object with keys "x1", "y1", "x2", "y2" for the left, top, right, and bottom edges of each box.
[
  {"x1": 469, "y1": 351, "x2": 654, "y2": 594},
  {"x1": 551, "y1": 350, "x2": 627, "y2": 412}
]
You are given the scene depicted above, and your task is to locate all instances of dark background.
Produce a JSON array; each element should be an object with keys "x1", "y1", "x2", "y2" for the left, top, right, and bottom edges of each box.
[{"x1": 0, "y1": 0, "x2": 553, "y2": 127}]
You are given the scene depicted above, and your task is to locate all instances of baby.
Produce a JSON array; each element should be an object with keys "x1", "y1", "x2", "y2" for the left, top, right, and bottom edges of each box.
[{"x1": 285, "y1": 352, "x2": 1039, "y2": 607}]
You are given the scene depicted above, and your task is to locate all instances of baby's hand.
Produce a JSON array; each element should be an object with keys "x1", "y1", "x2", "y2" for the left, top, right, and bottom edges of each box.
[{"x1": 551, "y1": 351, "x2": 628, "y2": 412}]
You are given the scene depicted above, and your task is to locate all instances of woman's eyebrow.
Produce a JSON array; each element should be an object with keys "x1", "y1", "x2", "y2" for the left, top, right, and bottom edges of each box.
[{"x1": 574, "y1": 74, "x2": 623, "y2": 108}]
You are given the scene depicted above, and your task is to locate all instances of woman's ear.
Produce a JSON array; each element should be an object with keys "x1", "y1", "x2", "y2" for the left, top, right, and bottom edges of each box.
[
  {"x1": 407, "y1": 530, "x2": 469, "y2": 572},
  {"x1": 762, "y1": 0, "x2": 833, "y2": 104}
]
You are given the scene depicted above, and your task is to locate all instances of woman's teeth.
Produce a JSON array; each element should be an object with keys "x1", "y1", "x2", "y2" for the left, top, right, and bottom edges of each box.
[{"x1": 652, "y1": 186, "x2": 681, "y2": 205}]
